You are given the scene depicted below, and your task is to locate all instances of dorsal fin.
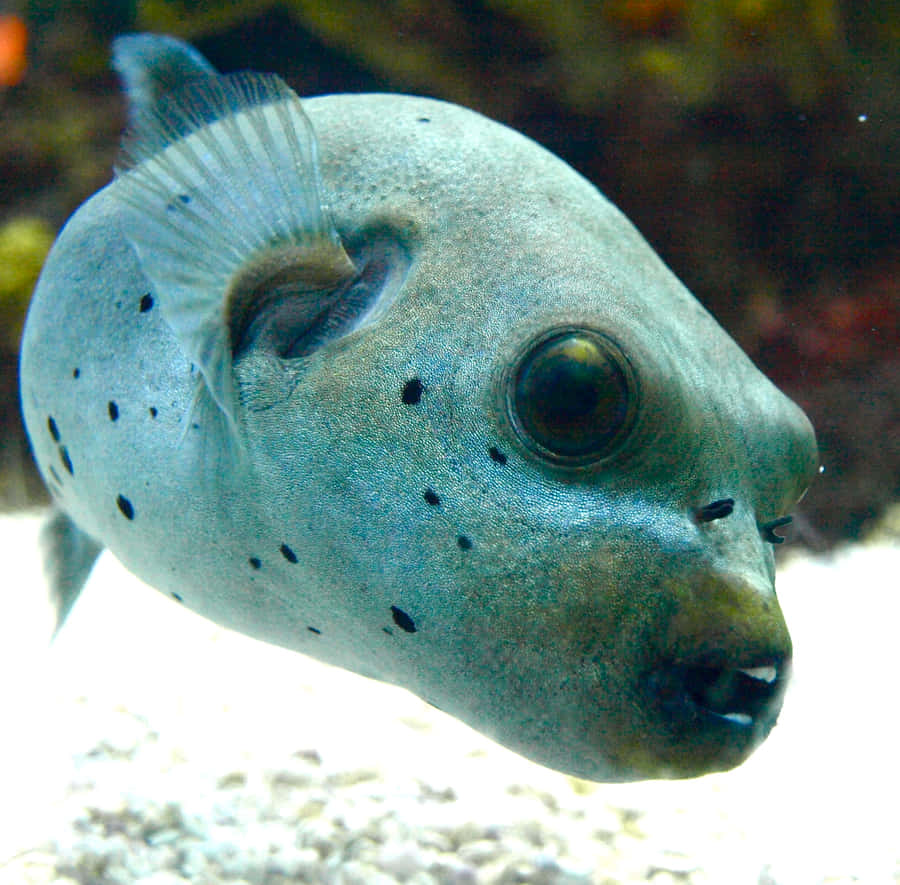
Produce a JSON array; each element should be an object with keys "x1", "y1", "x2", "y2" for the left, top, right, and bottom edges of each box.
[
  {"x1": 112, "y1": 33, "x2": 216, "y2": 129},
  {"x1": 111, "y1": 42, "x2": 356, "y2": 436}
]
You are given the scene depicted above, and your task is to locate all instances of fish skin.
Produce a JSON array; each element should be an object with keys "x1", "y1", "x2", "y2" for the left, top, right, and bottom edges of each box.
[{"x1": 19, "y1": 34, "x2": 818, "y2": 782}]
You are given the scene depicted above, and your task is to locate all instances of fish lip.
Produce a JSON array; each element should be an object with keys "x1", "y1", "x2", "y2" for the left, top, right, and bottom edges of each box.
[
  {"x1": 603, "y1": 652, "x2": 791, "y2": 780},
  {"x1": 642, "y1": 652, "x2": 792, "y2": 739}
]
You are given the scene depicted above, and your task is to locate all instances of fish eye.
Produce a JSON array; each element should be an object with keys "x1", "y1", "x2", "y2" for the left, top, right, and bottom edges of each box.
[{"x1": 508, "y1": 328, "x2": 638, "y2": 463}]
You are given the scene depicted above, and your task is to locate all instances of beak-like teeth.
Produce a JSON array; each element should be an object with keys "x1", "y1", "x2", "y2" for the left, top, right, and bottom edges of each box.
[
  {"x1": 738, "y1": 665, "x2": 778, "y2": 683},
  {"x1": 722, "y1": 712, "x2": 753, "y2": 726}
]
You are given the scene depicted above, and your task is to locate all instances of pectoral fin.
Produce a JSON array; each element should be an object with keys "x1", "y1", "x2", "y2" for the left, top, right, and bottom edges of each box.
[{"x1": 111, "y1": 36, "x2": 356, "y2": 434}]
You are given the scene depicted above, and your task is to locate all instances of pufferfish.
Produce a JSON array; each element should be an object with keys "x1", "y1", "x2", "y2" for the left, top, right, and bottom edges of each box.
[{"x1": 19, "y1": 33, "x2": 818, "y2": 782}]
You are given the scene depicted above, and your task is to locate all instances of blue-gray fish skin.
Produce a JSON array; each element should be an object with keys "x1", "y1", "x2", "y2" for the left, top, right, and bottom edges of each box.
[{"x1": 19, "y1": 34, "x2": 818, "y2": 782}]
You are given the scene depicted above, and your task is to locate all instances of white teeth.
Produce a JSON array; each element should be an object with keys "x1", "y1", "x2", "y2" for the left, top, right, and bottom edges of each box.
[
  {"x1": 722, "y1": 712, "x2": 753, "y2": 726},
  {"x1": 738, "y1": 665, "x2": 777, "y2": 683}
]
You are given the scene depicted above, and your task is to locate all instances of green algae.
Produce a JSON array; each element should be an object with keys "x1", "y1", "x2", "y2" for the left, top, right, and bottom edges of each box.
[{"x1": 0, "y1": 217, "x2": 55, "y2": 350}]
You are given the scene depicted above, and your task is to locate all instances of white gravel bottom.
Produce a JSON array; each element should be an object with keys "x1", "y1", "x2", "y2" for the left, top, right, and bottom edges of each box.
[{"x1": 0, "y1": 511, "x2": 898, "y2": 885}]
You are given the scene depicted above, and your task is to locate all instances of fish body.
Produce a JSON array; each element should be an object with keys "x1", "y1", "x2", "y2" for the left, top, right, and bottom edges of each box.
[{"x1": 19, "y1": 35, "x2": 817, "y2": 781}]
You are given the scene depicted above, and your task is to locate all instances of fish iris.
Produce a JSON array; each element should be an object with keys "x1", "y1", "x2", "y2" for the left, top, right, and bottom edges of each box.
[{"x1": 511, "y1": 329, "x2": 635, "y2": 462}]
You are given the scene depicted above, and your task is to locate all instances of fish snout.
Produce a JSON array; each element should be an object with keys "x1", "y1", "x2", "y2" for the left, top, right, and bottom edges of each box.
[{"x1": 631, "y1": 571, "x2": 792, "y2": 777}]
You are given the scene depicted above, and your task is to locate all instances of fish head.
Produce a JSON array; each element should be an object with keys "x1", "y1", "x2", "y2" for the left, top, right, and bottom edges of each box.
[{"x1": 232, "y1": 94, "x2": 818, "y2": 780}]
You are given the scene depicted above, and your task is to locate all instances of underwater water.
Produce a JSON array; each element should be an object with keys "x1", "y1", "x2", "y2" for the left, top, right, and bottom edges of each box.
[
  {"x1": 2, "y1": 511, "x2": 899, "y2": 884},
  {"x1": 1, "y1": 3, "x2": 897, "y2": 884}
]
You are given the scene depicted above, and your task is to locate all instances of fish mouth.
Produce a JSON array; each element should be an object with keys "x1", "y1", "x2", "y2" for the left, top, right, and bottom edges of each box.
[
  {"x1": 637, "y1": 653, "x2": 790, "y2": 774},
  {"x1": 660, "y1": 658, "x2": 788, "y2": 727}
]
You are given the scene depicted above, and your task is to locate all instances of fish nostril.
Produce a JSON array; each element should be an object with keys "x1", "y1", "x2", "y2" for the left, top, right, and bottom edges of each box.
[{"x1": 693, "y1": 498, "x2": 735, "y2": 523}]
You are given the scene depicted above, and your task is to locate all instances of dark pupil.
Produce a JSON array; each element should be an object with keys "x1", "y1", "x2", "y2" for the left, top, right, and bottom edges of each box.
[{"x1": 513, "y1": 331, "x2": 631, "y2": 458}]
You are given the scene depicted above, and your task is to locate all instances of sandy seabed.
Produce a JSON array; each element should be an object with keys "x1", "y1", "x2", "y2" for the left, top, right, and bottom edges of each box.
[{"x1": 0, "y1": 511, "x2": 897, "y2": 885}]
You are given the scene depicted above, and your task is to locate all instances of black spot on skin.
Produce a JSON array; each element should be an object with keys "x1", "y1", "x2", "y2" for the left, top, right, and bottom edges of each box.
[
  {"x1": 423, "y1": 488, "x2": 440, "y2": 506},
  {"x1": 248, "y1": 556, "x2": 262, "y2": 569},
  {"x1": 171, "y1": 592, "x2": 183, "y2": 603},
  {"x1": 417, "y1": 117, "x2": 431, "y2": 123},
  {"x1": 457, "y1": 535, "x2": 473, "y2": 550},
  {"x1": 402, "y1": 378, "x2": 424, "y2": 405},
  {"x1": 139, "y1": 293, "x2": 154, "y2": 313},
  {"x1": 383, "y1": 627, "x2": 393, "y2": 635},
  {"x1": 72, "y1": 368, "x2": 80, "y2": 378},
  {"x1": 280, "y1": 543, "x2": 298, "y2": 564},
  {"x1": 149, "y1": 407, "x2": 158, "y2": 418},
  {"x1": 117, "y1": 494, "x2": 134, "y2": 520},
  {"x1": 307, "y1": 626, "x2": 321, "y2": 635},
  {"x1": 108, "y1": 401, "x2": 119, "y2": 421},
  {"x1": 488, "y1": 446, "x2": 507, "y2": 465},
  {"x1": 178, "y1": 193, "x2": 190, "y2": 203},
  {"x1": 391, "y1": 605, "x2": 416, "y2": 633},
  {"x1": 59, "y1": 446, "x2": 73, "y2": 475},
  {"x1": 47, "y1": 416, "x2": 60, "y2": 441}
]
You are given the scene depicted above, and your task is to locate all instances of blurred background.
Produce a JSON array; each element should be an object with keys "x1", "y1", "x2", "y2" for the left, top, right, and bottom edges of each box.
[{"x1": 0, "y1": 0, "x2": 896, "y2": 546}]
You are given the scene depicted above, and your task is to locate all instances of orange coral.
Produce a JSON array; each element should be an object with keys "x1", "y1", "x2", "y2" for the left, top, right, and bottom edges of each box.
[{"x1": 0, "y1": 14, "x2": 27, "y2": 88}]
